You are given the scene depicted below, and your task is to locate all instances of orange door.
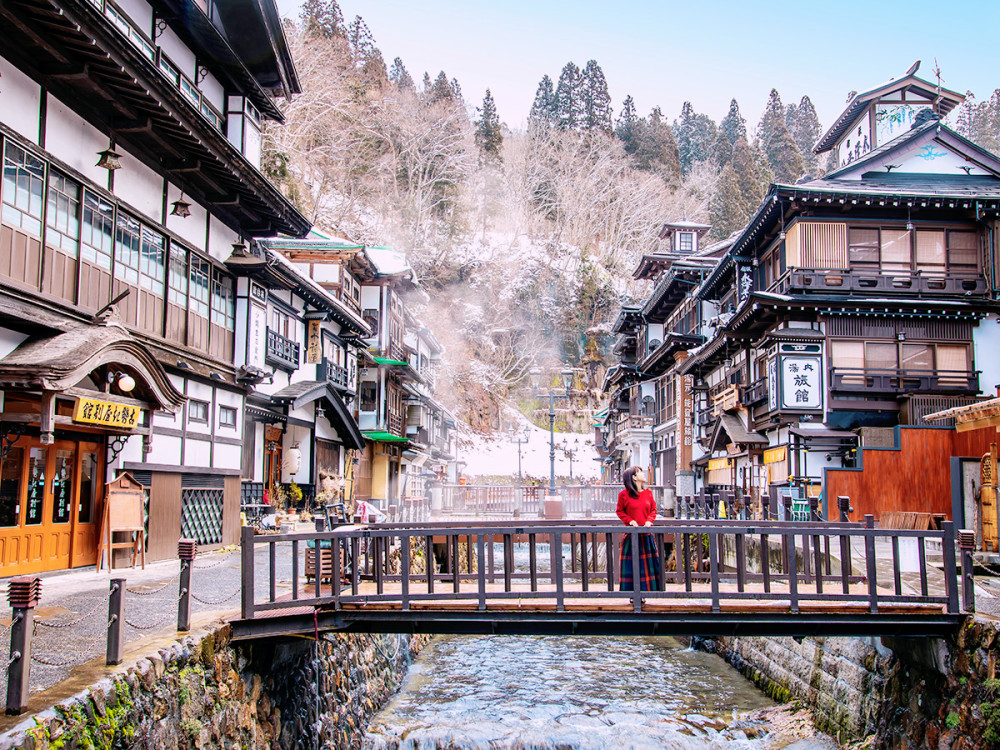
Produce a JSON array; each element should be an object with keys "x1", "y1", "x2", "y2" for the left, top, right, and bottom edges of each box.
[
  {"x1": 0, "y1": 438, "x2": 99, "y2": 575},
  {"x1": 70, "y1": 444, "x2": 102, "y2": 568}
]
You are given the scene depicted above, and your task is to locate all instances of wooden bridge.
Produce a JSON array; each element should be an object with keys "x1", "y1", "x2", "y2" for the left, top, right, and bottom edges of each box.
[{"x1": 229, "y1": 517, "x2": 974, "y2": 641}]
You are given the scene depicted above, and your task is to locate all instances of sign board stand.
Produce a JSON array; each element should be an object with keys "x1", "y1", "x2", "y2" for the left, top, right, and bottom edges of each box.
[{"x1": 96, "y1": 472, "x2": 146, "y2": 571}]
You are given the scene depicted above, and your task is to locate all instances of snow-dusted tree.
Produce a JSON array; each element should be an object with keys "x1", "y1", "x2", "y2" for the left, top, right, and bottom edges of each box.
[
  {"x1": 673, "y1": 101, "x2": 717, "y2": 175},
  {"x1": 475, "y1": 89, "x2": 503, "y2": 159},
  {"x1": 615, "y1": 95, "x2": 638, "y2": 148},
  {"x1": 529, "y1": 75, "x2": 558, "y2": 128},
  {"x1": 555, "y1": 62, "x2": 584, "y2": 130},
  {"x1": 787, "y1": 95, "x2": 822, "y2": 176},
  {"x1": 719, "y1": 99, "x2": 747, "y2": 145},
  {"x1": 389, "y1": 57, "x2": 414, "y2": 90},
  {"x1": 627, "y1": 107, "x2": 681, "y2": 185},
  {"x1": 757, "y1": 89, "x2": 803, "y2": 183},
  {"x1": 300, "y1": 0, "x2": 344, "y2": 38},
  {"x1": 428, "y1": 71, "x2": 454, "y2": 104},
  {"x1": 709, "y1": 163, "x2": 748, "y2": 238},
  {"x1": 580, "y1": 60, "x2": 613, "y2": 133}
]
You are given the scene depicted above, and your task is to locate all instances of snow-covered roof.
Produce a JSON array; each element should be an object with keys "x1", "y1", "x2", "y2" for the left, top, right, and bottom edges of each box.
[{"x1": 366, "y1": 246, "x2": 414, "y2": 277}]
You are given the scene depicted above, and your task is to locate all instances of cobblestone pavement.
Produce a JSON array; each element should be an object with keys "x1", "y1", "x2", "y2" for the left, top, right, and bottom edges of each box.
[{"x1": 3, "y1": 538, "x2": 298, "y2": 695}]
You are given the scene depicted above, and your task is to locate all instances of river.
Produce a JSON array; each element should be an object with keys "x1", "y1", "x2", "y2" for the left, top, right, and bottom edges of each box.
[{"x1": 363, "y1": 634, "x2": 840, "y2": 749}]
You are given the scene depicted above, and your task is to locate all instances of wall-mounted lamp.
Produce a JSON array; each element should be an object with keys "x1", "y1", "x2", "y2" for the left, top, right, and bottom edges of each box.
[
  {"x1": 906, "y1": 204, "x2": 914, "y2": 232},
  {"x1": 209, "y1": 372, "x2": 224, "y2": 382},
  {"x1": 96, "y1": 142, "x2": 122, "y2": 171},
  {"x1": 176, "y1": 360, "x2": 193, "y2": 370},
  {"x1": 170, "y1": 192, "x2": 192, "y2": 218},
  {"x1": 108, "y1": 370, "x2": 136, "y2": 393}
]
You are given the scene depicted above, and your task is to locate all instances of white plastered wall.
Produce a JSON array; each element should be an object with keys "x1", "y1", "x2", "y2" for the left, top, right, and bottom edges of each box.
[{"x1": 0, "y1": 54, "x2": 40, "y2": 142}]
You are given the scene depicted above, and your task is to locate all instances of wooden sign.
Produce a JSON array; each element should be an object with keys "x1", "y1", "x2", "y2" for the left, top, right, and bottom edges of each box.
[
  {"x1": 96, "y1": 472, "x2": 146, "y2": 571},
  {"x1": 73, "y1": 397, "x2": 141, "y2": 429},
  {"x1": 306, "y1": 319, "x2": 322, "y2": 363}
]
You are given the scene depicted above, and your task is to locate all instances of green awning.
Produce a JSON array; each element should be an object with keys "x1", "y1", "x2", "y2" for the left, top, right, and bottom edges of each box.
[
  {"x1": 373, "y1": 356, "x2": 409, "y2": 366},
  {"x1": 362, "y1": 430, "x2": 409, "y2": 443}
]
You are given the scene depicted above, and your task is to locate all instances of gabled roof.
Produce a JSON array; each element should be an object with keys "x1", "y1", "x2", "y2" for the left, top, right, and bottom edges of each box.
[
  {"x1": 815, "y1": 72, "x2": 964, "y2": 154},
  {"x1": 710, "y1": 410, "x2": 768, "y2": 452},
  {"x1": 269, "y1": 381, "x2": 364, "y2": 450}
]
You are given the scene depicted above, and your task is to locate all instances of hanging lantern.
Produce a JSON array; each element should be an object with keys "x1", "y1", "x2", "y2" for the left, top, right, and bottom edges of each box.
[
  {"x1": 170, "y1": 192, "x2": 192, "y2": 218},
  {"x1": 96, "y1": 145, "x2": 122, "y2": 170},
  {"x1": 284, "y1": 444, "x2": 302, "y2": 475}
]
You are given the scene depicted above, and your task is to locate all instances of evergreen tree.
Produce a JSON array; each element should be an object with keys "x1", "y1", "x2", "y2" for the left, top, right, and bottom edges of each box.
[
  {"x1": 300, "y1": 0, "x2": 344, "y2": 38},
  {"x1": 731, "y1": 137, "x2": 772, "y2": 211},
  {"x1": 555, "y1": 62, "x2": 584, "y2": 130},
  {"x1": 389, "y1": 57, "x2": 414, "y2": 90},
  {"x1": 580, "y1": 60, "x2": 613, "y2": 133},
  {"x1": 529, "y1": 75, "x2": 558, "y2": 127},
  {"x1": 711, "y1": 130, "x2": 733, "y2": 169},
  {"x1": 422, "y1": 72, "x2": 432, "y2": 92},
  {"x1": 615, "y1": 96, "x2": 639, "y2": 150},
  {"x1": 787, "y1": 95, "x2": 822, "y2": 176},
  {"x1": 709, "y1": 163, "x2": 749, "y2": 238},
  {"x1": 719, "y1": 99, "x2": 747, "y2": 145},
  {"x1": 428, "y1": 71, "x2": 454, "y2": 104},
  {"x1": 756, "y1": 89, "x2": 804, "y2": 183},
  {"x1": 628, "y1": 107, "x2": 681, "y2": 184},
  {"x1": 475, "y1": 89, "x2": 503, "y2": 158},
  {"x1": 347, "y1": 15, "x2": 376, "y2": 61},
  {"x1": 450, "y1": 77, "x2": 464, "y2": 102},
  {"x1": 673, "y1": 101, "x2": 717, "y2": 176}
]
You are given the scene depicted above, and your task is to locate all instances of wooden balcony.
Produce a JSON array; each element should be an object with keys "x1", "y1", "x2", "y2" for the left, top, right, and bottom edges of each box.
[
  {"x1": 615, "y1": 414, "x2": 653, "y2": 433},
  {"x1": 388, "y1": 341, "x2": 408, "y2": 363},
  {"x1": 744, "y1": 378, "x2": 767, "y2": 406},
  {"x1": 388, "y1": 411, "x2": 404, "y2": 437},
  {"x1": 321, "y1": 359, "x2": 349, "y2": 390},
  {"x1": 829, "y1": 367, "x2": 978, "y2": 395},
  {"x1": 773, "y1": 269, "x2": 987, "y2": 297},
  {"x1": 266, "y1": 328, "x2": 300, "y2": 371}
]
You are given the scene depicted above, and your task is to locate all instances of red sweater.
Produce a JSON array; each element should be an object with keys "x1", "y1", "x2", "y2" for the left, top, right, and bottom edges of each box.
[{"x1": 616, "y1": 488, "x2": 657, "y2": 526}]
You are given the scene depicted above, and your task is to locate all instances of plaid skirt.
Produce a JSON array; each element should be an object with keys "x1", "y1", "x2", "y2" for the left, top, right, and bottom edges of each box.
[{"x1": 619, "y1": 532, "x2": 662, "y2": 591}]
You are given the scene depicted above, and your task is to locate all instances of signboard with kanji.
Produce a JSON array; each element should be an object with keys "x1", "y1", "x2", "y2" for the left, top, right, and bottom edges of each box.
[
  {"x1": 779, "y1": 355, "x2": 822, "y2": 411},
  {"x1": 73, "y1": 397, "x2": 141, "y2": 429},
  {"x1": 307, "y1": 319, "x2": 322, "y2": 363}
]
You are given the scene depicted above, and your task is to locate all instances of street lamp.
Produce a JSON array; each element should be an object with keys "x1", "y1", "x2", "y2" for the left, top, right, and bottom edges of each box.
[
  {"x1": 530, "y1": 367, "x2": 573, "y2": 496},
  {"x1": 508, "y1": 426, "x2": 530, "y2": 485},
  {"x1": 642, "y1": 394, "x2": 656, "y2": 485},
  {"x1": 561, "y1": 437, "x2": 580, "y2": 481}
]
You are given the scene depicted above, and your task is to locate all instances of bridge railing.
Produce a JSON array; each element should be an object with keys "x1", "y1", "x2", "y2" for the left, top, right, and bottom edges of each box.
[
  {"x1": 438, "y1": 484, "x2": 672, "y2": 516},
  {"x1": 240, "y1": 516, "x2": 975, "y2": 621}
]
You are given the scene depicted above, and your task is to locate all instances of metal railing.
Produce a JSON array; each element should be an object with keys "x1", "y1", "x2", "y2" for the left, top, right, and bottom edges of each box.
[
  {"x1": 321, "y1": 359, "x2": 349, "y2": 389},
  {"x1": 266, "y1": 328, "x2": 300, "y2": 370},
  {"x1": 238, "y1": 514, "x2": 974, "y2": 625}
]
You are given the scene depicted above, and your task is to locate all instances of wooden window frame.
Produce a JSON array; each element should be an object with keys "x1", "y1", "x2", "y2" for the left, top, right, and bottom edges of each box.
[
  {"x1": 218, "y1": 405, "x2": 237, "y2": 429},
  {"x1": 188, "y1": 399, "x2": 209, "y2": 424}
]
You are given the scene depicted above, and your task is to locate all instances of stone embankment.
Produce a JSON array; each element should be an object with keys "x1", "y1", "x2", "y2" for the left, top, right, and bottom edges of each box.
[
  {"x1": 708, "y1": 616, "x2": 1000, "y2": 748},
  {"x1": 0, "y1": 623, "x2": 428, "y2": 749}
]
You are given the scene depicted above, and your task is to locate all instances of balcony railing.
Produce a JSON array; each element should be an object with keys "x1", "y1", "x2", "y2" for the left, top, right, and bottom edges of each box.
[
  {"x1": 266, "y1": 328, "x2": 300, "y2": 370},
  {"x1": 829, "y1": 367, "x2": 978, "y2": 394},
  {"x1": 773, "y1": 268, "x2": 987, "y2": 297},
  {"x1": 388, "y1": 412, "x2": 404, "y2": 437},
  {"x1": 744, "y1": 378, "x2": 767, "y2": 406},
  {"x1": 614, "y1": 414, "x2": 653, "y2": 433},
  {"x1": 321, "y1": 359, "x2": 349, "y2": 389},
  {"x1": 388, "y1": 341, "x2": 408, "y2": 363}
]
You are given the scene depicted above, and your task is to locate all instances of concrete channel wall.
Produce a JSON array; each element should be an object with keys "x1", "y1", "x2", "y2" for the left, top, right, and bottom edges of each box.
[
  {"x1": 708, "y1": 616, "x2": 1000, "y2": 748},
  {"x1": 0, "y1": 624, "x2": 429, "y2": 750}
]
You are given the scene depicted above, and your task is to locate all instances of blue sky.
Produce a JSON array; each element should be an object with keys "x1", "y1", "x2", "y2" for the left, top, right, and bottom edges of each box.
[{"x1": 275, "y1": 0, "x2": 1000, "y2": 133}]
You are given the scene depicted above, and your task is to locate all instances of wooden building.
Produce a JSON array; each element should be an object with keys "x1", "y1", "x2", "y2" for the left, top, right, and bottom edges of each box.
[
  {"x1": 0, "y1": 0, "x2": 309, "y2": 572},
  {"x1": 609, "y1": 66, "x2": 1000, "y2": 520}
]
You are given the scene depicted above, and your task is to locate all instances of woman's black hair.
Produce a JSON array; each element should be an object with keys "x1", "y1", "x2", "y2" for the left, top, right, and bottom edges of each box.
[{"x1": 623, "y1": 466, "x2": 641, "y2": 498}]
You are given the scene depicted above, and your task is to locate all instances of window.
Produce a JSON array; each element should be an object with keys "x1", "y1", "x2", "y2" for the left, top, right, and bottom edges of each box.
[
  {"x1": 880, "y1": 229, "x2": 911, "y2": 272},
  {"x1": 81, "y1": 190, "x2": 114, "y2": 270},
  {"x1": 678, "y1": 232, "x2": 694, "y2": 252},
  {"x1": 915, "y1": 230, "x2": 946, "y2": 276},
  {"x1": 211, "y1": 271, "x2": 235, "y2": 329},
  {"x1": 363, "y1": 308, "x2": 379, "y2": 332},
  {"x1": 46, "y1": 171, "x2": 80, "y2": 254},
  {"x1": 219, "y1": 405, "x2": 237, "y2": 429},
  {"x1": 158, "y1": 54, "x2": 180, "y2": 87},
  {"x1": 360, "y1": 381, "x2": 377, "y2": 411},
  {"x1": 948, "y1": 230, "x2": 978, "y2": 272},
  {"x1": 140, "y1": 226, "x2": 166, "y2": 296},
  {"x1": 2, "y1": 142, "x2": 44, "y2": 236},
  {"x1": 831, "y1": 339, "x2": 970, "y2": 375},
  {"x1": 168, "y1": 244, "x2": 188, "y2": 306},
  {"x1": 848, "y1": 228, "x2": 879, "y2": 268},
  {"x1": 270, "y1": 306, "x2": 292, "y2": 338},
  {"x1": 189, "y1": 255, "x2": 210, "y2": 317},
  {"x1": 114, "y1": 212, "x2": 140, "y2": 286},
  {"x1": 188, "y1": 400, "x2": 209, "y2": 423},
  {"x1": 847, "y1": 226, "x2": 979, "y2": 275}
]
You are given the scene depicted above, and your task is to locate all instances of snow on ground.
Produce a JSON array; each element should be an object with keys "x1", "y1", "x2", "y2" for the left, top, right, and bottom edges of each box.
[{"x1": 457, "y1": 408, "x2": 601, "y2": 483}]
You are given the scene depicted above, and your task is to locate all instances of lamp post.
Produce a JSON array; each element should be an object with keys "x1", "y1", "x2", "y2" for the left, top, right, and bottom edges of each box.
[
  {"x1": 508, "y1": 427, "x2": 529, "y2": 485},
  {"x1": 561, "y1": 438, "x2": 580, "y2": 481},
  {"x1": 530, "y1": 367, "x2": 573, "y2": 500},
  {"x1": 642, "y1": 394, "x2": 656, "y2": 486}
]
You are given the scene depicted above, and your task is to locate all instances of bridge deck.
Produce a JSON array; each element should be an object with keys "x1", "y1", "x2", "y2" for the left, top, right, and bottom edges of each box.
[{"x1": 231, "y1": 518, "x2": 974, "y2": 640}]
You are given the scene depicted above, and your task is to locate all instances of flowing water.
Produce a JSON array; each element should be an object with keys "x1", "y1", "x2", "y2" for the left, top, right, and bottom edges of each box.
[{"x1": 363, "y1": 634, "x2": 838, "y2": 750}]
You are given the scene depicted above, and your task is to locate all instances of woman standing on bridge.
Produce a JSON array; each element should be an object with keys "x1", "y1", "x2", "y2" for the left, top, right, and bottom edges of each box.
[{"x1": 616, "y1": 467, "x2": 661, "y2": 591}]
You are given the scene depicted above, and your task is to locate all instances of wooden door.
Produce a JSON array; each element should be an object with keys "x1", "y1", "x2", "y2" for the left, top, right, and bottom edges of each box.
[
  {"x1": 70, "y1": 443, "x2": 103, "y2": 567},
  {"x1": 0, "y1": 439, "x2": 99, "y2": 575}
]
